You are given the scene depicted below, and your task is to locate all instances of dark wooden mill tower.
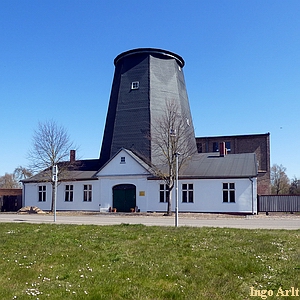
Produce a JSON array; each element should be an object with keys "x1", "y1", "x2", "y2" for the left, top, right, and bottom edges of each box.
[{"x1": 99, "y1": 48, "x2": 197, "y2": 166}]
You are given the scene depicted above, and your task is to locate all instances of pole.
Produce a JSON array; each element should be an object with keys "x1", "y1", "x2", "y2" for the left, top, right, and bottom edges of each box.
[
  {"x1": 52, "y1": 165, "x2": 58, "y2": 223},
  {"x1": 54, "y1": 179, "x2": 57, "y2": 222},
  {"x1": 175, "y1": 153, "x2": 179, "y2": 227}
]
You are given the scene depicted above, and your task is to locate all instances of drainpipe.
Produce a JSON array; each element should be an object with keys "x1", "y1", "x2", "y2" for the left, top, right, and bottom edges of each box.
[
  {"x1": 22, "y1": 183, "x2": 25, "y2": 208},
  {"x1": 249, "y1": 177, "x2": 254, "y2": 214}
]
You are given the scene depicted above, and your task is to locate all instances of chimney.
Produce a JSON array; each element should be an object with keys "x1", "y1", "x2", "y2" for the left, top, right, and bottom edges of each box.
[
  {"x1": 70, "y1": 150, "x2": 76, "y2": 162},
  {"x1": 219, "y1": 142, "x2": 226, "y2": 157}
]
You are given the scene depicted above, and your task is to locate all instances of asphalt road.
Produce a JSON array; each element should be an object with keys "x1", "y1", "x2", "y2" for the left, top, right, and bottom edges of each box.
[{"x1": 0, "y1": 213, "x2": 299, "y2": 230}]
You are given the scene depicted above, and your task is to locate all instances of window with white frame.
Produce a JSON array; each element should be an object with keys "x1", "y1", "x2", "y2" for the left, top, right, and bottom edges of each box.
[
  {"x1": 131, "y1": 81, "x2": 139, "y2": 90},
  {"x1": 120, "y1": 156, "x2": 126, "y2": 164},
  {"x1": 182, "y1": 184, "x2": 194, "y2": 203},
  {"x1": 83, "y1": 184, "x2": 92, "y2": 202},
  {"x1": 223, "y1": 183, "x2": 235, "y2": 203},
  {"x1": 159, "y1": 184, "x2": 169, "y2": 203},
  {"x1": 38, "y1": 185, "x2": 46, "y2": 202},
  {"x1": 65, "y1": 185, "x2": 74, "y2": 202}
]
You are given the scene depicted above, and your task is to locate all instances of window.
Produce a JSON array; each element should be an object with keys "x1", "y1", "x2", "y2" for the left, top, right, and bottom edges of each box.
[
  {"x1": 225, "y1": 142, "x2": 231, "y2": 152},
  {"x1": 223, "y1": 183, "x2": 235, "y2": 203},
  {"x1": 65, "y1": 185, "x2": 74, "y2": 202},
  {"x1": 120, "y1": 156, "x2": 126, "y2": 164},
  {"x1": 83, "y1": 185, "x2": 92, "y2": 202},
  {"x1": 169, "y1": 128, "x2": 176, "y2": 137},
  {"x1": 213, "y1": 142, "x2": 219, "y2": 152},
  {"x1": 38, "y1": 185, "x2": 46, "y2": 202},
  {"x1": 131, "y1": 81, "x2": 139, "y2": 90},
  {"x1": 197, "y1": 142, "x2": 203, "y2": 153},
  {"x1": 159, "y1": 184, "x2": 169, "y2": 203},
  {"x1": 182, "y1": 184, "x2": 194, "y2": 203}
]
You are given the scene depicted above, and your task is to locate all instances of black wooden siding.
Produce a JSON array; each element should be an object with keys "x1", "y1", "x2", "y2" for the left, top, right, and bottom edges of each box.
[{"x1": 99, "y1": 48, "x2": 197, "y2": 167}]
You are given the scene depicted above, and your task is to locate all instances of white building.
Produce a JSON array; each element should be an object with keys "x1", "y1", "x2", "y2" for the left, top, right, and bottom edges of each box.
[
  {"x1": 22, "y1": 49, "x2": 259, "y2": 214},
  {"x1": 22, "y1": 148, "x2": 258, "y2": 214}
]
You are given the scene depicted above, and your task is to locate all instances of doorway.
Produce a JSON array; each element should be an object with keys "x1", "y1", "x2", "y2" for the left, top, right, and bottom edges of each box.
[{"x1": 112, "y1": 184, "x2": 136, "y2": 212}]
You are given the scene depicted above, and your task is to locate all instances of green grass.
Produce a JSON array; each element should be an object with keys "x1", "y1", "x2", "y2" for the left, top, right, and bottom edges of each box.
[{"x1": 0, "y1": 223, "x2": 299, "y2": 300}]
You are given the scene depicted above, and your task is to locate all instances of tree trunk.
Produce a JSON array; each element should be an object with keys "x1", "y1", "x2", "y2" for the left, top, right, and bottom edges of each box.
[{"x1": 167, "y1": 188, "x2": 173, "y2": 216}]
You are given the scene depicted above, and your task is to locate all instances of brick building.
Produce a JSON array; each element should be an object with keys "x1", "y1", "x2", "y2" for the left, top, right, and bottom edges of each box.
[{"x1": 196, "y1": 133, "x2": 270, "y2": 195}]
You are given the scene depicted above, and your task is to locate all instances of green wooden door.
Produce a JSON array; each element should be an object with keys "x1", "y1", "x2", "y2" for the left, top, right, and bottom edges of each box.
[{"x1": 113, "y1": 184, "x2": 136, "y2": 212}]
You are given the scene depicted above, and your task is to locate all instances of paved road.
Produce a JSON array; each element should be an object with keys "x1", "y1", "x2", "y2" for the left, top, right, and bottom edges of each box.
[{"x1": 0, "y1": 213, "x2": 299, "y2": 229}]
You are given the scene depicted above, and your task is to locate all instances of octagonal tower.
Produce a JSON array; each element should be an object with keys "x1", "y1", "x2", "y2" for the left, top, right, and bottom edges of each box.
[{"x1": 99, "y1": 48, "x2": 197, "y2": 166}]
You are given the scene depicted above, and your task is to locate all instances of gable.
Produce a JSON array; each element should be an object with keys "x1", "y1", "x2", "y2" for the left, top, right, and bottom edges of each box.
[{"x1": 96, "y1": 149, "x2": 151, "y2": 177}]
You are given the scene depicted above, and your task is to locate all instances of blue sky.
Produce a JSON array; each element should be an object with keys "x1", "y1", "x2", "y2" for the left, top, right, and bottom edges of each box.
[{"x1": 1, "y1": 0, "x2": 299, "y2": 179}]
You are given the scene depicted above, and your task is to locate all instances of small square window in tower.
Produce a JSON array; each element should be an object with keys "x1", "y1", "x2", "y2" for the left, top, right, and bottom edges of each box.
[{"x1": 131, "y1": 81, "x2": 139, "y2": 90}]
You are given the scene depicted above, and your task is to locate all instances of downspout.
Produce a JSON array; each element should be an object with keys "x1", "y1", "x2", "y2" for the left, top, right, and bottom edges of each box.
[
  {"x1": 249, "y1": 177, "x2": 254, "y2": 214},
  {"x1": 22, "y1": 182, "x2": 25, "y2": 208}
]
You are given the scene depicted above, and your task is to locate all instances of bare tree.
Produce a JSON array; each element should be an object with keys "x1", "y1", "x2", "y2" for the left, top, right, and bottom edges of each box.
[
  {"x1": 271, "y1": 164, "x2": 290, "y2": 194},
  {"x1": 28, "y1": 120, "x2": 76, "y2": 211},
  {"x1": 0, "y1": 173, "x2": 20, "y2": 189},
  {"x1": 14, "y1": 166, "x2": 33, "y2": 182},
  {"x1": 150, "y1": 100, "x2": 197, "y2": 215},
  {"x1": 289, "y1": 176, "x2": 300, "y2": 194}
]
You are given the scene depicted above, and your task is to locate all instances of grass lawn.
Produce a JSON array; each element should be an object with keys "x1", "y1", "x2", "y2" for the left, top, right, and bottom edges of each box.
[{"x1": 0, "y1": 223, "x2": 299, "y2": 299}]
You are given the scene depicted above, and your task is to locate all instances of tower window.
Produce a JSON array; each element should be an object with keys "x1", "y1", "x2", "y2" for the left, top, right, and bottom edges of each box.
[{"x1": 131, "y1": 81, "x2": 139, "y2": 90}]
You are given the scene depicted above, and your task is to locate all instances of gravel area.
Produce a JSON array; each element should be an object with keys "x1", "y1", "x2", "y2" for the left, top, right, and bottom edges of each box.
[{"x1": 49, "y1": 211, "x2": 300, "y2": 219}]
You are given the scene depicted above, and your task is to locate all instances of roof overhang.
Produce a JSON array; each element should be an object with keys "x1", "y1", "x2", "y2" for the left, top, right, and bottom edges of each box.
[{"x1": 114, "y1": 48, "x2": 185, "y2": 68}]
